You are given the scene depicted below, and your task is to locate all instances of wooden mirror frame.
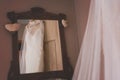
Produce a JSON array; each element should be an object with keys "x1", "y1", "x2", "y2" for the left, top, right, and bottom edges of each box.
[{"x1": 7, "y1": 7, "x2": 73, "y2": 80}]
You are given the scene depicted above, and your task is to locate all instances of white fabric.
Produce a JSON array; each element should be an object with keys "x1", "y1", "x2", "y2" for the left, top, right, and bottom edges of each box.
[
  {"x1": 19, "y1": 20, "x2": 44, "y2": 74},
  {"x1": 73, "y1": 0, "x2": 120, "y2": 80}
]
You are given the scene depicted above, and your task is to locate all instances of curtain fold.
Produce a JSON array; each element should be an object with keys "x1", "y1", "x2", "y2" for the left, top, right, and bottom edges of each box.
[{"x1": 73, "y1": 0, "x2": 120, "y2": 80}]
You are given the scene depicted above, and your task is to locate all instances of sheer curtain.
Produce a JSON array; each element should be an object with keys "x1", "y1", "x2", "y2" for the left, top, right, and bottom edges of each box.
[{"x1": 73, "y1": 0, "x2": 120, "y2": 80}]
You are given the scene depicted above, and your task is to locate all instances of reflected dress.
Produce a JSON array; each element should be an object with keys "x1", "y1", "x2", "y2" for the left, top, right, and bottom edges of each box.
[{"x1": 19, "y1": 20, "x2": 44, "y2": 74}]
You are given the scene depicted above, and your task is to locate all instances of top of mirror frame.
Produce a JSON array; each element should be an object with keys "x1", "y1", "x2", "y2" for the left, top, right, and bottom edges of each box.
[{"x1": 7, "y1": 7, "x2": 66, "y2": 23}]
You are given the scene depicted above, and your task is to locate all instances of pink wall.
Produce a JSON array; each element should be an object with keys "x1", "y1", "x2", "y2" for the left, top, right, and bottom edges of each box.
[
  {"x1": 74, "y1": 0, "x2": 90, "y2": 57},
  {"x1": 0, "y1": 0, "x2": 79, "y2": 80},
  {"x1": 74, "y1": 0, "x2": 90, "y2": 47}
]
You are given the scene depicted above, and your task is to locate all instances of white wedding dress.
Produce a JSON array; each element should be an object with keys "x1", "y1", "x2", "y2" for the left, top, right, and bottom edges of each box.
[{"x1": 19, "y1": 20, "x2": 44, "y2": 74}]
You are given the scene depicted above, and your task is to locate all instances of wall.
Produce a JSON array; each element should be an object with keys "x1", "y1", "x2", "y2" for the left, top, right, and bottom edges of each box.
[
  {"x1": 74, "y1": 0, "x2": 90, "y2": 53},
  {"x1": 0, "y1": 0, "x2": 79, "y2": 80}
]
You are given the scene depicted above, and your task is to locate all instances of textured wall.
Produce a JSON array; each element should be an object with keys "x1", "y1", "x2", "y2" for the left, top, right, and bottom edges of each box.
[{"x1": 0, "y1": 0, "x2": 79, "y2": 80}]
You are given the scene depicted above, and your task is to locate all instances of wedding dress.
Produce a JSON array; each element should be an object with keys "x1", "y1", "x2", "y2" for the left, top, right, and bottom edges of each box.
[
  {"x1": 73, "y1": 0, "x2": 120, "y2": 80},
  {"x1": 19, "y1": 20, "x2": 44, "y2": 74}
]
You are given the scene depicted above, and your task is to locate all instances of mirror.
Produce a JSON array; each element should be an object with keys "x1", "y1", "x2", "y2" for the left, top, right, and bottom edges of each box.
[
  {"x1": 18, "y1": 19, "x2": 63, "y2": 74},
  {"x1": 6, "y1": 7, "x2": 73, "y2": 80}
]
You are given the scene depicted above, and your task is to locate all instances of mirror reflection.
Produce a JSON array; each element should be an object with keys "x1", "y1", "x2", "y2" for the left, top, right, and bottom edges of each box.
[{"x1": 18, "y1": 20, "x2": 63, "y2": 74}]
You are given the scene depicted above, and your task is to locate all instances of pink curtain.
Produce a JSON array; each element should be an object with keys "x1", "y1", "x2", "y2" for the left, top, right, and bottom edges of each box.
[{"x1": 73, "y1": 0, "x2": 120, "y2": 80}]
